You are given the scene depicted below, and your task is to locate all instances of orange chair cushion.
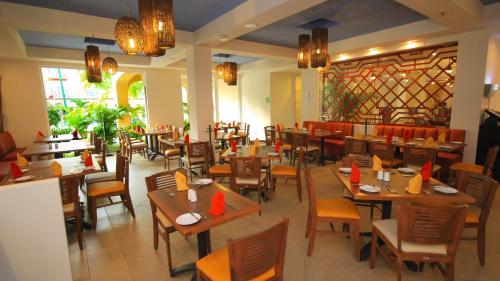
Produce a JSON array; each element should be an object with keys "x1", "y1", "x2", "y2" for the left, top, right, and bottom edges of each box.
[
  {"x1": 413, "y1": 128, "x2": 425, "y2": 138},
  {"x1": 449, "y1": 162, "x2": 483, "y2": 174},
  {"x1": 449, "y1": 129, "x2": 466, "y2": 143},
  {"x1": 271, "y1": 165, "x2": 296, "y2": 177},
  {"x1": 325, "y1": 139, "x2": 344, "y2": 146},
  {"x1": 425, "y1": 128, "x2": 438, "y2": 139},
  {"x1": 209, "y1": 164, "x2": 231, "y2": 175},
  {"x1": 465, "y1": 211, "x2": 480, "y2": 224},
  {"x1": 437, "y1": 152, "x2": 461, "y2": 161},
  {"x1": 393, "y1": 127, "x2": 403, "y2": 137},
  {"x1": 196, "y1": 246, "x2": 276, "y2": 281},
  {"x1": 383, "y1": 127, "x2": 393, "y2": 136},
  {"x1": 316, "y1": 198, "x2": 361, "y2": 220},
  {"x1": 88, "y1": 181, "x2": 125, "y2": 197}
]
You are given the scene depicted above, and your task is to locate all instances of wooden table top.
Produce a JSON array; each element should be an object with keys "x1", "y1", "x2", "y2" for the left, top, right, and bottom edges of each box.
[
  {"x1": 311, "y1": 129, "x2": 343, "y2": 138},
  {"x1": 147, "y1": 182, "x2": 261, "y2": 236},
  {"x1": 23, "y1": 140, "x2": 95, "y2": 157},
  {"x1": 159, "y1": 138, "x2": 199, "y2": 147},
  {"x1": 0, "y1": 156, "x2": 101, "y2": 186},
  {"x1": 141, "y1": 129, "x2": 172, "y2": 136},
  {"x1": 332, "y1": 165, "x2": 474, "y2": 204},
  {"x1": 346, "y1": 135, "x2": 467, "y2": 152},
  {"x1": 220, "y1": 145, "x2": 282, "y2": 160},
  {"x1": 33, "y1": 134, "x2": 74, "y2": 143}
]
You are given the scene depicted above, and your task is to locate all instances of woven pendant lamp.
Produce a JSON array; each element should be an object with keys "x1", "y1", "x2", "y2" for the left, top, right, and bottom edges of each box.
[
  {"x1": 115, "y1": 16, "x2": 145, "y2": 55},
  {"x1": 85, "y1": 45, "x2": 102, "y2": 83},
  {"x1": 215, "y1": 64, "x2": 225, "y2": 78},
  {"x1": 224, "y1": 62, "x2": 237, "y2": 86},
  {"x1": 102, "y1": 57, "x2": 118, "y2": 75},
  {"x1": 297, "y1": 34, "x2": 310, "y2": 68},
  {"x1": 157, "y1": 0, "x2": 175, "y2": 49},
  {"x1": 139, "y1": 0, "x2": 166, "y2": 56},
  {"x1": 311, "y1": 27, "x2": 328, "y2": 68}
]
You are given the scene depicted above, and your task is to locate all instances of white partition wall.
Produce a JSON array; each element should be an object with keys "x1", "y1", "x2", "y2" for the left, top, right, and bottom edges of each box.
[{"x1": 0, "y1": 178, "x2": 72, "y2": 281}]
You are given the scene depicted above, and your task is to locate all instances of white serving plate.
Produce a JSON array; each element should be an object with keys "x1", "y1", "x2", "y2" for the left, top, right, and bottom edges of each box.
[
  {"x1": 451, "y1": 141, "x2": 463, "y2": 144},
  {"x1": 227, "y1": 152, "x2": 237, "y2": 156},
  {"x1": 339, "y1": 167, "x2": 352, "y2": 174},
  {"x1": 360, "y1": 185, "x2": 381, "y2": 193},
  {"x1": 398, "y1": 167, "x2": 416, "y2": 174},
  {"x1": 433, "y1": 186, "x2": 458, "y2": 194},
  {"x1": 268, "y1": 152, "x2": 279, "y2": 156},
  {"x1": 197, "y1": 178, "x2": 213, "y2": 185},
  {"x1": 414, "y1": 138, "x2": 425, "y2": 141},
  {"x1": 176, "y1": 213, "x2": 202, "y2": 225},
  {"x1": 405, "y1": 142, "x2": 417, "y2": 146},
  {"x1": 13, "y1": 175, "x2": 36, "y2": 182}
]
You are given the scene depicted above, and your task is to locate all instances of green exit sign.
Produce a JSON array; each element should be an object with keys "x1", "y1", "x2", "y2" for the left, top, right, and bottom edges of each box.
[{"x1": 265, "y1": 97, "x2": 270, "y2": 104}]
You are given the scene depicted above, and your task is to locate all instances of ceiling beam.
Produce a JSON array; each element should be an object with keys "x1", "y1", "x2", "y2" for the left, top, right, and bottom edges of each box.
[
  {"x1": 194, "y1": 0, "x2": 326, "y2": 46},
  {"x1": 214, "y1": 39, "x2": 296, "y2": 62}
]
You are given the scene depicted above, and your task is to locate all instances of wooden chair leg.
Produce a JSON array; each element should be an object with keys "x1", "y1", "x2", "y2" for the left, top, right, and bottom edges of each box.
[
  {"x1": 75, "y1": 214, "x2": 84, "y2": 250},
  {"x1": 445, "y1": 262, "x2": 454, "y2": 281},
  {"x1": 166, "y1": 229, "x2": 174, "y2": 277},
  {"x1": 296, "y1": 176, "x2": 302, "y2": 202},
  {"x1": 305, "y1": 211, "x2": 312, "y2": 238},
  {"x1": 478, "y1": 226, "x2": 486, "y2": 266},
  {"x1": 353, "y1": 222, "x2": 360, "y2": 261},
  {"x1": 307, "y1": 220, "x2": 317, "y2": 256},
  {"x1": 89, "y1": 197, "x2": 97, "y2": 229},
  {"x1": 153, "y1": 220, "x2": 159, "y2": 250},
  {"x1": 396, "y1": 256, "x2": 402, "y2": 281},
  {"x1": 369, "y1": 230, "x2": 377, "y2": 269}
]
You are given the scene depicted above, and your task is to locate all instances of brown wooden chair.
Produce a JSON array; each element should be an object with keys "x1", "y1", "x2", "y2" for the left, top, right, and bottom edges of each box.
[
  {"x1": 264, "y1": 125, "x2": 276, "y2": 146},
  {"x1": 456, "y1": 171, "x2": 498, "y2": 266},
  {"x1": 145, "y1": 170, "x2": 181, "y2": 277},
  {"x1": 270, "y1": 147, "x2": 304, "y2": 201},
  {"x1": 279, "y1": 130, "x2": 293, "y2": 164},
  {"x1": 294, "y1": 133, "x2": 319, "y2": 166},
  {"x1": 159, "y1": 132, "x2": 181, "y2": 171},
  {"x1": 94, "y1": 140, "x2": 108, "y2": 172},
  {"x1": 368, "y1": 142, "x2": 402, "y2": 168},
  {"x1": 196, "y1": 218, "x2": 289, "y2": 281},
  {"x1": 182, "y1": 141, "x2": 209, "y2": 181},
  {"x1": 449, "y1": 145, "x2": 499, "y2": 185},
  {"x1": 370, "y1": 204, "x2": 468, "y2": 281},
  {"x1": 59, "y1": 175, "x2": 84, "y2": 249},
  {"x1": 403, "y1": 146, "x2": 440, "y2": 176},
  {"x1": 345, "y1": 137, "x2": 368, "y2": 156},
  {"x1": 124, "y1": 133, "x2": 147, "y2": 163},
  {"x1": 85, "y1": 150, "x2": 119, "y2": 185},
  {"x1": 229, "y1": 156, "x2": 267, "y2": 215},
  {"x1": 207, "y1": 145, "x2": 231, "y2": 181},
  {"x1": 304, "y1": 168, "x2": 361, "y2": 260},
  {"x1": 87, "y1": 155, "x2": 135, "y2": 229}
]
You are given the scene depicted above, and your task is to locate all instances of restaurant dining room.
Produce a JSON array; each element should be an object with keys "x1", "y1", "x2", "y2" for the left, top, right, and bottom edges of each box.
[{"x1": 2, "y1": 0, "x2": 500, "y2": 280}]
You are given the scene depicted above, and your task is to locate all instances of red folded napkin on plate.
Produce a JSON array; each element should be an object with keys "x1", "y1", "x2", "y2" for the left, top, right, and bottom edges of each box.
[
  {"x1": 350, "y1": 163, "x2": 360, "y2": 183},
  {"x1": 208, "y1": 191, "x2": 225, "y2": 216},
  {"x1": 386, "y1": 132, "x2": 393, "y2": 144},
  {"x1": 274, "y1": 140, "x2": 281, "y2": 153},
  {"x1": 403, "y1": 129, "x2": 411, "y2": 143},
  {"x1": 231, "y1": 140, "x2": 237, "y2": 153},
  {"x1": 85, "y1": 155, "x2": 93, "y2": 167},
  {"x1": 10, "y1": 162, "x2": 23, "y2": 179},
  {"x1": 420, "y1": 161, "x2": 432, "y2": 181},
  {"x1": 294, "y1": 122, "x2": 299, "y2": 129},
  {"x1": 184, "y1": 134, "x2": 190, "y2": 144}
]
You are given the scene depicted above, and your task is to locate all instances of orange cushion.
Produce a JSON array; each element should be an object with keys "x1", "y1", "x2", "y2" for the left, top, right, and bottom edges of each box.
[
  {"x1": 330, "y1": 123, "x2": 338, "y2": 131},
  {"x1": 437, "y1": 152, "x2": 461, "y2": 161},
  {"x1": 449, "y1": 129, "x2": 466, "y2": 143},
  {"x1": 425, "y1": 128, "x2": 438, "y2": 139},
  {"x1": 465, "y1": 211, "x2": 479, "y2": 224},
  {"x1": 325, "y1": 139, "x2": 345, "y2": 146},
  {"x1": 413, "y1": 128, "x2": 425, "y2": 138},
  {"x1": 449, "y1": 162, "x2": 483, "y2": 174},
  {"x1": 271, "y1": 165, "x2": 296, "y2": 176},
  {"x1": 337, "y1": 123, "x2": 345, "y2": 131},
  {"x1": 317, "y1": 198, "x2": 361, "y2": 220},
  {"x1": 383, "y1": 127, "x2": 393, "y2": 136},
  {"x1": 375, "y1": 125, "x2": 384, "y2": 136},
  {"x1": 88, "y1": 181, "x2": 125, "y2": 197},
  {"x1": 343, "y1": 124, "x2": 353, "y2": 136},
  {"x1": 437, "y1": 129, "x2": 450, "y2": 143},
  {"x1": 209, "y1": 164, "x2": 231, "y2": 175},
  {"x1": 393, "y1": 127, "x2": 403, "y2": 137},
  {"x1": 403, "y1": 128, "x2": 414, "y2": 138}
]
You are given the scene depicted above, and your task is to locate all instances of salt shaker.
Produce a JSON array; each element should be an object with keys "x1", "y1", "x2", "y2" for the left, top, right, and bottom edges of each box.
[
  {"x1": 377, "y1": 170, "x2": 384, "y2": 181},
  {"x1": 48, "y1": 143, "x2": 52, "y2": 149},
  {"x1": 54, "y1": 142, "x2": 59, "y2": 149},
  {"x1": 383, "y1": 171, "x2": 391, "y2": 182},
  {"x1": 190, "y1": 190, "x2": 198, "y2": 202}
]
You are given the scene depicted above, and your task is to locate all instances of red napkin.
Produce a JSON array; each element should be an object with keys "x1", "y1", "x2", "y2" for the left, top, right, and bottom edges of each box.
[
  {"x1": 276, "y1": 124, "x2": 281, "y2": 132},
  {"x1": 184, "y1": 134, "x2": 190, "y2": 144},
  {"x1": 85, "y1": 155, "x2": 93, "y2": 167},
  {"x1": 231, "y1": 140, "x2": 237, "y2": 153},
  {"x1": 420, "y1": 161, "x2": 432, "y2": 181},
  {"x1": 274, "y1": 140, "x2": 281, "y2": 153},
  {"x1": 10, "y1": 162, "x2": 23, "y2": 179},
  {"x1": 72, "y1": 129, "x2": 79, "y2": 140},
  {"x1": 403, "y1": 129, "x2": 410, "y2": 143},
  {"x1": 350, "y1": 163, "x2": 360, "y2": 183},
  {"x1": 37, "y1": 131, "x2": 45, "y2": 137},
  {"x1": 294, "y1": 122, "x2": 299, "y2": 129},
  {"x1": 386, "y1": 132, "x2": 393, "y2": 144},
  {"x1": 213, "y1": 128, "x2": 218, "y2": 139},
  {"x1": 208, "y1": 191, "x2": 225, "y2": 216}
]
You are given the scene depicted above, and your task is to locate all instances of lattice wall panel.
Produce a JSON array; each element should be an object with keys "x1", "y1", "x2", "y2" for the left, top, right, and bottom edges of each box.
[{"x1": 321, "y1": 43, "x2": 458, "y2": 125}]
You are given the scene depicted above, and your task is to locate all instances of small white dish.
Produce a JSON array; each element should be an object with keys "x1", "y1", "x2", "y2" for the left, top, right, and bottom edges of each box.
[
  {"x1": 451, "y1": 141, "x2": 463, "y2": 145},
  {"x1": 268, "y1": 152, "x2": 279, "y2": 157},
  {"x1": 334, "y1": 130, "x2": 342, "y2": 133},
  {"x1": 398, "y1": 167, "x2": 416, "y2": 174},
  {"x1": 197, "y1": 178, "x2": 213, "y2": 185},
  {"x1": 21, "y1": 168, "x2": 30, "y2": 173},
  {"x1": 414, "y1": 138, "x2": 425, "y2": 141},
  {"x1": 360, "y1": 184, "x2": 381, "y2": 193},
  {"x1": 433, "y1": 186, "x2": 458, "y2": 194},
  {"x1": 339, "y1": 167, "x2": 352, "y2": 174},
  {"x1": 13, "y1": 175, "x2": 36, "y2": 182},
  {"x1": 405, "y1": 142, "x2": 417, "y2": 146},
  {"x1": 227, "y1": 152, "x2": 237, "y2": 156},
  {"x1": 439, "y1": 145, "x2": 454, "y2": 150},
  {"x1": 176, "y1": 212, "x2": 202, "y2": 225}
]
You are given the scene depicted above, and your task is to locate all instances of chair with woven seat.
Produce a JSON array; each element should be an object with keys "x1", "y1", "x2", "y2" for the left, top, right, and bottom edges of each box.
[
  {"x1": 145, "y1": 170, "x2": 183, "y2": 277},
  {"x1": 208, "y1": 145, "x2": 231, "y2": 181},
  {"x1": 196, "y1": 218, "x2": 289, "y2": 281},
  {"x1": 182, "y1": 141, "x2": 209, "y2": 181},
  {"x1": 294, "y1": 133, "x2": 319, "y2": 166},
  {"x1": 124, "y1": 133, "x2": 147, "y2": 163},
  {"x1": 87, "y1": 155, "x2": 135, "y2": 229},
  {"x1": 59, "y1": 175, "x2": 84, "y2": 249},
  {"x1": 304, "y1": 168, "x2": 361, "y2": 260},
  {"x1": 455, "y1": 171, "x2": 498, "y2": 266},
  {"x1": 368, "y1": 142, "x2": 402, "y2": 168},
  {"x1": 403, "y1": 146, "x2": 441, "y2": 176},
  {"x1": 370, "y1": 204, "x2": 467, "y2": 281},
  {"x1": 229, "y1": 156, "x2": 267, "y2": 215},
  {"x1": 449, "y1": 145, "x2": 499, "y2": 186},
  {"x1": 345, "y1": 137, "x2": 368, "y2": 156},
  {"x1": 270, "y1": 147, "x2": 304, "y2": 201},
  {"x1": 264, "y1": 125, "x2": 276, "y2": 146}
]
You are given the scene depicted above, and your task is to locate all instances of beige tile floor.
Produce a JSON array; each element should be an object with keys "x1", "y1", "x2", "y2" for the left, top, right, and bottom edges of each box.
[{"x1": 68, "y1": 155, "x2": 500, "y2": 281}]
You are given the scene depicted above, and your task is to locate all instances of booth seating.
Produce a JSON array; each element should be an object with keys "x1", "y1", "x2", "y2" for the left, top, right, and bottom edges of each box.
[
  {"x1": 303, "y1": 121, "x2": 354, "y2": 160},
  {"x1": 0, "y1": 132, "x2": 25, "y2": 162}
]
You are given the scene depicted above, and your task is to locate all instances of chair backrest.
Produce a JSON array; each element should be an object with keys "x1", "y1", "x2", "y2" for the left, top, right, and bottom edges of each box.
[
  {"x1": 456, "y1": 171, "x2": 498, "y2": 223},
  {"x1": 100, "y1": 141, "x2": 108, "y2": 171},
  {"x1": 397, "y1": 204, "x2": 467, "y2": 255},
  {"x1": 93, "y1": 135, "x2": 102, "y2": 154},
  {"x1": 230, "y1": 157, "x2": 262, "y2": 179},
  {"x1": 115, "y1": 154, "x2": 129, "y2": 189},
  {"x1": 403, "y1": 146, "x2": 437, "y2": 168},
  {"x1": 264, "y1": 126, "x2": 276, "y2": 146},
  {"x1": 145, "y1": 169, "x2": 182, "y2": 193},
  {"x1": 369, "y1": 142, "x2": 395, "y2": 161},
  {"x1": 342, "y1": 154, "x2": 373, "y2": 168},
  {"x1": 279, "y1": 131, "x2": 293, "y2": 146},
  {"x1": 59, "y1": 175, "x2": 80, "y2": 213},
  {"x1": 483, "y1": 145, "x2": 499, "y2": 176},
  {"x1": 304, "y1": 168, "x2": 318, "y2": 217},
  {"x1": 228, "y1": 218, "x2": 289, "y2": 281},
  {"x1": 186, "y1": 141, "x2": 209, "y2": 165},
  {"x1": 345, "y1": 138, "x2": 367, "y2": 155}
]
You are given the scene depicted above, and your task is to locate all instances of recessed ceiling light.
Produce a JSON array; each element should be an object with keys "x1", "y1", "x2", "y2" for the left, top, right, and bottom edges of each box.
[
  {"x1": 219, "y1": 35, "x2": 229, "y2": 42},
  {"x1": 338, "y1": 54, "x2": 349, "y2": 60},
  {"x1": 432, "y1": 52, "x2": 437, "y2": 56},
  {"x1": 244, "y1": 23, "x2": 257, "y2": 28},
  {"x1": 406, "y1": 40, "x2": 417, "y2": 49},
  {"x1": 368, "y1": 48, "x2": 379, "y2": 55}
]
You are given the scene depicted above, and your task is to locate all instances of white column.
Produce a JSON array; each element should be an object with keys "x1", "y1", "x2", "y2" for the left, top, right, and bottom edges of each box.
[
  {"x1": 300, "y1": 69, "x2": 320, "y2": 123},
  {"x1": 186, "y1": 45, "x2": 214, "y2": 141}
]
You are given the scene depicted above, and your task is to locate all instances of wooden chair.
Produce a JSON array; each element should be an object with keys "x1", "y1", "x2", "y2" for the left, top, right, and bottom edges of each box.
[
  {"x1": 160, "y1": 132, "x2": 181, "y2": 171},
  {"x1": 94, "y1": 140, "x2": 108, "y2": 172},
  {"x1": 124, "y1": 133, "x2": 147, "y2": 163},
  {"x1": 59, "y1": 175, "x2": 83, "y2": 249},
  {"x1": 229, "y1": 156, "x2": 267, "y2": 215},
  {"x1": 294, "y1": 133, "x2": 319, "y2": 166},
  {"x1": 87, "y1": 155, "x2": 135, "y2": 229},
  {"x1": 456, "y1": 171, "x2": 498, "y2": 266},
  {"x1": 145, "y1": 170, "x2": 181, "y2": 277},
  {"x1": 270, "y1": 147, "x2": 304, "y2": 201},
  {"x1": 207, "y1": 145, "x2": 231, "y2": 181},
  {"x1": 182, "y1": 141, "x2": 209, "y2": 181},
  {"x1": 449, "y1": 145, "x2": 499, "y2": 185},
  {"x1": 264, "y1": 125, "x2": 276, "y2": 146},
  {"x1": 368, "y1": 142, "x2": 402, "y2": 168},
  {"x1": 370, "y1": 204, "x2": 468, "y2": 281},
  {"x1": 304, "y1": 168, "x2": 361, "y2": 260},
  {"x1": 403, "y1": 146, "x2": 440, "y2": 176},
  {"x1": 279, "y1": 130, "x2": 293, "y2": 164},
  {"x1": 196, "y1": 218, "x2": 289, "y2": 281},
  {"x1": 85, "y1": 151, "x2": 119, "y2": 185},
  {"x1": 345, "y1": 137, "x2": 368, "y2": 156}
]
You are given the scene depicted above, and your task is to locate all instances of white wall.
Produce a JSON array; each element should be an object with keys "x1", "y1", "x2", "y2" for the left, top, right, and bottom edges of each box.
[
  {"x1": 241, "y1": 71, "x2": 270, "y2": 139},
  {"x1": 485, "y1": 36, "x2": 500, "y2": 111},
  {"x1": 270, "y1": 72, "x2": 296, "y2": 127},
  {"x1": 300, "y1": 69, "x2": 320, "y2": 124},
  {"x1": 216, "y1": 78, "x2": 240, "y2": 123}
]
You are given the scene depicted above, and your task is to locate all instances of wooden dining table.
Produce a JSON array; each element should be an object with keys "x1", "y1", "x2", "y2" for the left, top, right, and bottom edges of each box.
[
  {"x1": 140, "y1": 129, "x2": 172, "y2": 160},
  {"x1": 22, "y1": 140, "x2": 95, "y2": 159},
  {"x1": 147, "y1": 182, "x2": 260, "y2": 277},
  {"x1": 33, "y1": 134, "x2": 74, "y2": 143},
  {"x1": 332, "y1": 165, "x2": 474, "y2": 262}
]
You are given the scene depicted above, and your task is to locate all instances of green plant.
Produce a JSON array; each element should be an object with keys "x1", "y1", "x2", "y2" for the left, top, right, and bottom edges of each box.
[
  {"x1": 50, "y1": 126, "x2": 73, "y2": 135},
  {"x1": 89, "y1": 103, "x2": 127, "y2": 144},
  {"x1": 47, "y1": 103, "x2": 65, "y2": 127},
  {"x1": 183, "y1": 120, "x2": 190, "y2": 135},
  {"x1": 123, "y1": 120, "x2": 146, "y2": 139},
  {"x1": 64, "y1": 106, "x2": 92, "y2": 138},
  {"x1": 128, "y1": 81, "x2": 144, "y2": 99}
]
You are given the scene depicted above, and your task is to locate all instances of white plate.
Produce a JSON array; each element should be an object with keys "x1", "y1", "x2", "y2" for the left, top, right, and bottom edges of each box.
[
  {"x1": 398, "y1": 167, "x2": 416, "y2": 174},
  {"x1": 405, "y1": 142, "x2": 417, "y2": 146},
  {"x1": 360, "y1": 185, "x2": 381, "y2": 193},
  {"x1": 451, "y1": 141, "x2": 463, "y2": 145},
  {"x1": 268, "y1": 152, "x2": 279, "y2": 156},
  {"x1": 433, "y1": 186, "x2": 458, "y2": 194},
  {"x1": 438, "y1": 145, "x2": 454, "y2": 150},
  {"x1": 227, "y1": 152, "x2": 237, "y2": 156},
  {"x1": 21, "y1": 168, "x2": 30, "y2": 173},
  {"x1": 197, "y1": 178, "x2": 213, "y2": 185},
  {"x1": 339, "y1": 167, "x2": 352, "y2": 174},
  {"x1": 414, "y1": 138, "x2": 425, "y2": 141},
  {"x1": 13, "y1": 175, "x2": 36, "y2": 182},
  {"x1": 176, "y1": 213, "x2": 202, "y2": 225}
]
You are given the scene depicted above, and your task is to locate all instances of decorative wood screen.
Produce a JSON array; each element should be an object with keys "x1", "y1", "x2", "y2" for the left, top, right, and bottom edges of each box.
[{"x1": 321, "y1": 43, "x2": 458, "y2": 126}]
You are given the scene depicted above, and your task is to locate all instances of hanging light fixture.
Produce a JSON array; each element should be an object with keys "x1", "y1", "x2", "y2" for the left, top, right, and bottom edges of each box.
[
  {"x1": 102, "y1": 57, "x2": 118, "y2": 75},
  {"x1": 157, "y1": 0, "x2": 175, "y2": 49},
  {"x1": 224, "y1": 62, "x2": 237, "y2": 86},
  {"x1": 311, "y1": 27, "x2": 328, "y2": 68},
  {"x1": 85, "y1": 45, "x2": 102, "y2": 83},
  {"x1": 115, "y1": 16, "x2": 145, "y2": 55},
  {"x1": 297, "y1": 34, "x2": 310, "y2": 68},
  {"x1": 139, "y1": 0, "x2": 166, "y2": 56},
  {"x1": 215, "y1": 64, "x2": 225, "y2": 78},
  {"x1": 317, "y1": 54, "x2": 331, "y2": 72}
]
